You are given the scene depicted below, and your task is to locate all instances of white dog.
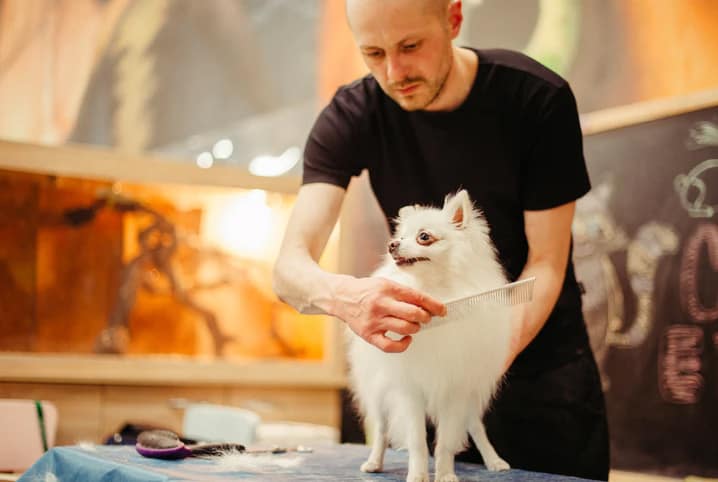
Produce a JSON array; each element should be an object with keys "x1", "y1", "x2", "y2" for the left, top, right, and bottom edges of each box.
[{"x1": 346, "y1": 190, "x2": 512, "y2": 482}]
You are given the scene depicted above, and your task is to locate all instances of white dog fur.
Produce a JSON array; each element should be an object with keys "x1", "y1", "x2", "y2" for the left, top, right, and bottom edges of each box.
[{"x1": 346, "y1": 190, "x2": 512, "y2": 482}]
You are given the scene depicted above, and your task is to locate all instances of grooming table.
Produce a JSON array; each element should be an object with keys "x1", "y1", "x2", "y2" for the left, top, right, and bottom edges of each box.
[{"x1": 18, "y1": 444, "x2": 599, "y2": 481}]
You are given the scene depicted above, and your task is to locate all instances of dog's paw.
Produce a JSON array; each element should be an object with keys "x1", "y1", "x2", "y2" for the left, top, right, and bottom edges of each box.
[
  {"x1": 360, "y1": 460, "x2": 383, "y2": 473},
  {"x1": 406, "y1": 472, "x2": 429, "y2": 482},
  {"x1": 434, "y1": 472, "x2": 459, "y2": 482},
  {"x1": 485, "y1": 457, "x2": 510, "y2": 471}
]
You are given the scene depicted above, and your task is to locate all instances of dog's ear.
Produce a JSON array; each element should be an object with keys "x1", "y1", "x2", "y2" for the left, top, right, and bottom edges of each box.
[
  {"x1": 443, "y1": 190, "x2": 473, "y2": 229},
  {"x1": 398, "y1": 204, "x2": 418, "y2": 219}
]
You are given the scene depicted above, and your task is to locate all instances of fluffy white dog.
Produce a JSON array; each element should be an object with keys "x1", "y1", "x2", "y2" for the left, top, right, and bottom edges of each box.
[{"x1": 346, "y1": 190, "x2": 512, "y2": 482}]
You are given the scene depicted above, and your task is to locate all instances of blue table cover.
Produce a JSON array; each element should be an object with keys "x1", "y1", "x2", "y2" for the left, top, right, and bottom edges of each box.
[{"x1": 19, "y1": 444, "x2": 598, "y2": 481}]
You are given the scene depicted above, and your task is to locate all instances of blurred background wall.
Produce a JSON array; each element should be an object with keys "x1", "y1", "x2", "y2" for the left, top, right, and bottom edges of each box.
[
  {"x1": 1, "y1": 0, "x2": 717, "y2": 478},
  {"x1": 1, "y1": 0, "x2": 717, "y2": 154}
]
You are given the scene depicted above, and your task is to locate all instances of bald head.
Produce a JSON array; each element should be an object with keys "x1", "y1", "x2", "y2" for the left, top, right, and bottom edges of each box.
[{"x1": 346, "y1": 0, "x2": 452, "y2": 30}]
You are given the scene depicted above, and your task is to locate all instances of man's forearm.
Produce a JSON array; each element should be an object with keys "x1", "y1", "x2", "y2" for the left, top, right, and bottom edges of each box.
[
  {"x1": 272, "y1": 248, "x2": 353, "y2": 316},
  {"x1": 504, "y1": 201, "x2": 576, "y2": 368},
  {"x1": 507, "y1": 259, "x2": 565, "y2": 365}
]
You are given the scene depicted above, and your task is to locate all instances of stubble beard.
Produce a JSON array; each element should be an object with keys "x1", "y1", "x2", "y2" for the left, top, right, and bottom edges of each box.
[{"x1": 389, "y1": 54, "x2": 453, "y2": 111}]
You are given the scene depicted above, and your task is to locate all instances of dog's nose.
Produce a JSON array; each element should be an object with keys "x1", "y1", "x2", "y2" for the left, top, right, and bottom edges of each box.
[{"x1": 388, "y1": 240, "x2": 400, "y2": 254}]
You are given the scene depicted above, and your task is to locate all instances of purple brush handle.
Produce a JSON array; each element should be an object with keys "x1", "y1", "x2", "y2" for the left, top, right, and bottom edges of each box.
[
  {"x1": 136, "y1": 443, "x2": 194, "y2": 460},
  {"x1": 134, "y1": 429, "x2": 246, "y2": 459}
]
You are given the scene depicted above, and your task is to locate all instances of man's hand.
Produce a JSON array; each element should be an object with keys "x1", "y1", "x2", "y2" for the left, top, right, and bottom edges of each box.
[{"x1": 332, "y1": 276, "x2": 446, "y2": 353}]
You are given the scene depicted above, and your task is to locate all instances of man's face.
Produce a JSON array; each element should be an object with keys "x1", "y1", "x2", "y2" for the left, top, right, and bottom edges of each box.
[{"x1": 347, "y1": 0, "x2": 455, "y2": 111}]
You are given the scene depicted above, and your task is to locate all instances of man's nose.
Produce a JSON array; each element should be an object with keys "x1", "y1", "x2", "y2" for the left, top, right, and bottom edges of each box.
[
  {"x1": 386, "y1": 55, "x2": 407, "y2": 84},
  {"x1": 388, "y1": 240, "x2": 400, "y2": 254}
]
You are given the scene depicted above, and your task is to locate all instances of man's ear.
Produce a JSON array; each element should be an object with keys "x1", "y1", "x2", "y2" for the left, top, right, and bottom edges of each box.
[
  {"x1": 443, "y1": 190, "x2": 472, "y2": 229},
  {"x1": 447, "y1": 0, "x2": 463, "y2": 39}
]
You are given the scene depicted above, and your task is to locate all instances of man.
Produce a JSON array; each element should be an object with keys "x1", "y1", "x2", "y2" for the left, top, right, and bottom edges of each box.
[{"x1": 273, "y1": 0, "x2": 609, "y2": 479}]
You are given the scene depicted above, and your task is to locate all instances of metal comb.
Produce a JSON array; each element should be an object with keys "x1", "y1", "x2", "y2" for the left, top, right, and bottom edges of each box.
[{"x1": 423, "y1": 277, "x2": 536, "y2": 331}]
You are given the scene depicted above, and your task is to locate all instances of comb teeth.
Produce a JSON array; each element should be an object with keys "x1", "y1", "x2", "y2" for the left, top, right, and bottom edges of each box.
[{"x1": 423, "y1": 277, "x2": 536, "y2": 331}]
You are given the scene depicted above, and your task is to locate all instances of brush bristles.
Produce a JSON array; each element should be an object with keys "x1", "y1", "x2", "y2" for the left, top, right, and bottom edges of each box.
[
  {"x1": 448, "y1": 281, "x2": 534, "y2": 310},
  {"x1": 423, "y1": 278, "x2": 535, "y2": 331}
]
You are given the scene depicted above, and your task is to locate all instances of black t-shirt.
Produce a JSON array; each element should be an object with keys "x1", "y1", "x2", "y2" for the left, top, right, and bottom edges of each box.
[{"x1": 303, "y1": 48, "x2": 591, "y2": 374}]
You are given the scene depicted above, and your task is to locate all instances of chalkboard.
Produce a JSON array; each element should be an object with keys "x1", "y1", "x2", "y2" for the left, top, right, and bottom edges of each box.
[{"x1": 575, "y1": 90, "x2": 718, "y2": 477}]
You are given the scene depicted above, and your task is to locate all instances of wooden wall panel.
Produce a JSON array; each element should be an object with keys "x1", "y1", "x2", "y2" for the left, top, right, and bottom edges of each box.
[
  {"x1": 0, "y1": 382, "x2": 102, "y2": 445},
  {"x1": 99, "y1": 385, "x2": 227, "y2": 441},
  {"x1": 0, "y1": 382, "x2": 341, "y2": 445}
]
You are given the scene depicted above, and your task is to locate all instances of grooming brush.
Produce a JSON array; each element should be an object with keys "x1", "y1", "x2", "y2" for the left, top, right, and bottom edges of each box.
[
  {"x1": 135, "y1": 429, "x2": 312, "y2": 460},
  {"x1": 424, "y1": 276, "x2": 536, "y2": 331},
  {"x1": 136, "y1": 430, "x2": 245, "y2": 459}
]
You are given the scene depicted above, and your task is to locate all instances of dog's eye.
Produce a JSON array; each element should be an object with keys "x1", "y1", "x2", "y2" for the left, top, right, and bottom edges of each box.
[{"x1": 416, "y1": 231, "x2": 434, "y2": 245}]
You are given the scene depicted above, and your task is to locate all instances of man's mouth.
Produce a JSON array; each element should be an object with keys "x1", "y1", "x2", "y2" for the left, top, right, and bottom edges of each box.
[
  {"x1": 395, "y1": 256, "x2": 430, "y2": 266},
  {"x1": 396, "y1": 84, "x2": 419, "y2": 95}
]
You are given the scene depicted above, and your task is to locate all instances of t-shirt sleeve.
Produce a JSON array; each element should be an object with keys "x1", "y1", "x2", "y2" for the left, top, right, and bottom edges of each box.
[
  {"x1": 521, "y1": 84, "x2": 591, "y2": 210},
  {"x1": 302, "y1": 91, "x2": 366, "y2": 189}
]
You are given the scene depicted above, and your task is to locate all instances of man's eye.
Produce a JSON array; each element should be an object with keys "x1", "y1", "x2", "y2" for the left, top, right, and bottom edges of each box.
[
  {"x1": 365, "y1": 51, "x2": 382, "y2": 58},
  {"x1": 402, "y1": 43, "x2": 419, "y2": 52}
]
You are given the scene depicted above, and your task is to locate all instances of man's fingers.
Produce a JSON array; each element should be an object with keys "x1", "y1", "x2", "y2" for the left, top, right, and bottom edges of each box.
[
  {"x1": 383, "y1": 300, "x2": 432, "y2": 324},
  {"x1": 369, "y1": 333, "x2": 412, "y2": 353},
  {"x1": 390, "y1": 283, "x2": 446, "y2": 317},
  {"x1": 379, "y1": 316, "x2": 422, "y2": 335}
]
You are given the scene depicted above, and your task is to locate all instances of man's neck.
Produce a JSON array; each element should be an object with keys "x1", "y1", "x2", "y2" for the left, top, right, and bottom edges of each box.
[{"x1": 424, "y1": 46, "x2": 478, "y2": 112}]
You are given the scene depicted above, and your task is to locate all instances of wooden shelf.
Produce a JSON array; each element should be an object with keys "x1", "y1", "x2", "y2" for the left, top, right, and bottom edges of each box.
[
  {"x1": 0, "y1": 353, "x2": 346, "y2": 388},
  {"x1": 580, "y1": 87, "x2": 718, "y2": 135},
  {"x1": 0, "y1": 139, "x2": 301, "y2": 193}
]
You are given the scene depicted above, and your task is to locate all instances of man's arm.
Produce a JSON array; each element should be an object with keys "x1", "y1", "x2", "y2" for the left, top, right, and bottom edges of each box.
[
  {"x1": 272, "y1": 182, "x2": 446, "y2": 353},
  {"x1": 504, "y1": 201, "x2": 576, "y2": 369}
]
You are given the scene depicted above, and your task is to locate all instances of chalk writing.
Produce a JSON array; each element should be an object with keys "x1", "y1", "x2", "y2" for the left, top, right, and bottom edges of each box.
[
  {"x1": 674, "y1": 158, "x2": 718, "y2": 218},
  {"x1": 679, "y1": 223, "x2": 718, "y2": 322},
  {"x1": 607, "y1": 222, "x2": 678, "y2": 347},
  {"x1": 686, "y1": 121, "x2": 718, "y2": 150},
  {"x1": 659, "y1": 324, "x2": 704, "y2": 404}
]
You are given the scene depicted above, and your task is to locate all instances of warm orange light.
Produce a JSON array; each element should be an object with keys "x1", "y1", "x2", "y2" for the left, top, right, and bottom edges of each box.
[{"x1": 201, "y1": 189, "x2": 280, "y2": 262}]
